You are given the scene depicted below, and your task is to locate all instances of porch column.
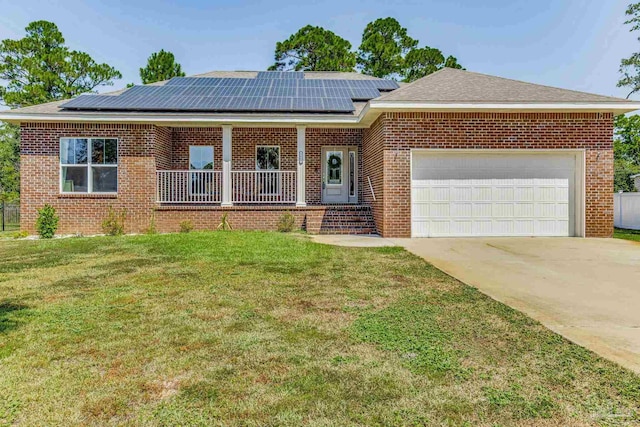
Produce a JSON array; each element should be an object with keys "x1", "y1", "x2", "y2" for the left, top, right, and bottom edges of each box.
[
  {"x1": 296, "y1": 125, "x2": 306, "y2": 207},
  {"x1": 221, "y1": 125, "x2": 233, "y2": 206}
]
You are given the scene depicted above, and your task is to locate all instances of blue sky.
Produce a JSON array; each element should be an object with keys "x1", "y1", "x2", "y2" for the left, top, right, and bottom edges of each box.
[{"x1": 0, "y1": 0, "x2": 637, "y2": 99}]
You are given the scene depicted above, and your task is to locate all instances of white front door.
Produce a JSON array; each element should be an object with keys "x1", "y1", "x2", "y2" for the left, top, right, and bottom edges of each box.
[{"x1": 322, "y1": 147, "x2": 357, "y2": 203}]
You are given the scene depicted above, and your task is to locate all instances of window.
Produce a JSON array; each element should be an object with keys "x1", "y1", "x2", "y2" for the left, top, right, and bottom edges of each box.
[
  {"x1": 256, "y1": 146, "x2": 279, "y2": 170},
  {"x1": 60, "y1": 138, "x2": 117, "y2": 193},
  {"x1": 189, "y1": 146, "x2": 214, "y2": 195},
  {"x1": 189, "y1": 146, "x2": 214, "y2": 170},
  {"x1": 349, "y1": 151, "x2": 356, "y2": 197},
  {"x1": 256, "y1": 146, "x2": 280, "y2": 195}
]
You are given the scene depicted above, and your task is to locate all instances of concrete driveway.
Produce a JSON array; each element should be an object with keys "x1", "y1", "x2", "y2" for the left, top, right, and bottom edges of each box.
[{"x1": 393, "y1": 237, "x2": 640, "y2": 373}]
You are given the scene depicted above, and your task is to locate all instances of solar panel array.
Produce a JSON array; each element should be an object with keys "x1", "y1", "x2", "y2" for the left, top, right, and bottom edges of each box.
[{"x1": 61, "y1": 73, "x2": 400, "y2": 113}]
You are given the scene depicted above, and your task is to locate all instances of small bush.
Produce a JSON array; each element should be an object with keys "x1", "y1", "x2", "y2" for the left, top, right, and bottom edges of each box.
[
  {"x1": 102, "y1": 206, "x2": 126, "y2": 236},
  {"x1": 179, "y1": 220, "x2": 194, "y2": 233},
  {"x1": 277, "y1": 211, "x2": 296, "y2": 232},
  {"x1": 144, "y1": 213, "x2": 157, "y2": 234},
  {"x1": 12, "y1": 230, "x2": 28, "y2": 239},
  {"x1": 217, "y1": 213, "x2": 232, "y2": 231},
  {"x1": 36, "y1": 204, "x2": 59, "y2": 239}
]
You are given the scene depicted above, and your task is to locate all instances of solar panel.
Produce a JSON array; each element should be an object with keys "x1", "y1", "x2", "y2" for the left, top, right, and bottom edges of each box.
[
  {"x1": 322, "y1": 98, "x2": 355, "y2": 111},
  {"x1": 257, "y1": 71, "x2": 304, "y2": 79}
]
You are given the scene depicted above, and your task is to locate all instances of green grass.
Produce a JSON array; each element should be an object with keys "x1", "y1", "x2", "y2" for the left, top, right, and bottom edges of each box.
[
  {"x1": 0, "y1": 231, "x2": 639, "y2": 426},
  {"x1": 615, "y1": 228, "x2": 640, "y2": 242}
]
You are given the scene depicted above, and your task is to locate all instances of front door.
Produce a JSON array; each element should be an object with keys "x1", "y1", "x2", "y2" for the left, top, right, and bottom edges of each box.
[{"x1": 321, "y1": 147, "x2": 357, "y2": 203}]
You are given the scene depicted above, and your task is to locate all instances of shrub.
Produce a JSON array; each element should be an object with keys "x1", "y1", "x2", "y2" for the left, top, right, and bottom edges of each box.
[
  {"x1": 277, "y1": 211, "x2": 296, "y2": 232},
  {"x1": 36, "y1": 204, "x2": 59, "y2": 239},
  {"x1": 179, "y1": 220, "x2": 194, "y2": 233},
  {"x1": 102, "y1": 206, "x2": 126, "y2": 236},
  {"x1": 12, "y1": 230, "x2": 28, "y2": 239},
  {"x1": 217, "y1": 213, "x2": 232, "y2": 231}
]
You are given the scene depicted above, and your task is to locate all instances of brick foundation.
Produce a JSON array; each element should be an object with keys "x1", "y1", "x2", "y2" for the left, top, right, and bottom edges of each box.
[{"x1": 154, "y1": 205, "x2": 374, "y2": 234}]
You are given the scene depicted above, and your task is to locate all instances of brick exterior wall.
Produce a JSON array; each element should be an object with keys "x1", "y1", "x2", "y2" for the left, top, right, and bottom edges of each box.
[
  {"x1": 155, "y1": 126, "x2": 173, "y2": 169},
  {"x1": 20, "y1": 123, "x2": 159, "y2": 235},
  {"x1": 19, "y1": 124, "x2": 365, "y2": 234},
  {"x1": 367, "y1": 112, "x2": 614, "y2": 238},
  {"x1": 362, "y1": 116, "x2": 386, "y2": 235},
  {"x1": 19, "y1": 113, "x2": 614, "y2": 237},
  {"x1": 171, "y1": 127, "x2": 223, "y2": 170}
]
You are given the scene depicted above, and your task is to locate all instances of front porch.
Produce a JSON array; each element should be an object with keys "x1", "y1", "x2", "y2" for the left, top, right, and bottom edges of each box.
[
  {"x1": 154, "y1": 125, "x2": 364, "y2": 208},
  {"x1": 152, "y1": 125, "x2": 374, "y2": 234}
]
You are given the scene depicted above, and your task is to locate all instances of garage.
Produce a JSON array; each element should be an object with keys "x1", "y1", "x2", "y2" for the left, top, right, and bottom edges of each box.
[{"x1": 411, "y1": 151, "x2": 584, "y2": 237}]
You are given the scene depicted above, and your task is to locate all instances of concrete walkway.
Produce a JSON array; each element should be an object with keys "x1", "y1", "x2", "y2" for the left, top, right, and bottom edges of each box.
[{"x1": 311, "y1": 234, "x2": 640, "y2": 373}]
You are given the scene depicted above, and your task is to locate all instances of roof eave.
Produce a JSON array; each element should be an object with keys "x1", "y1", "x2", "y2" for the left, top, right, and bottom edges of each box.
[
  {"x1": 0, "y1": 111, "x2": 367, "y2": 128},
  {"x1": 368, "y1": 101, "x2": 640, "y2": 114}
]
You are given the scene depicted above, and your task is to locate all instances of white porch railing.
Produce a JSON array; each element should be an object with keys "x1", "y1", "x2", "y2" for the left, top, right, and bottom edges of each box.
[
  {"x1": 231, "y1": 170, "x2": 296, "y2": 203},
  {"x1": 156, "y1": 170, "x2": 222, "y2": 203}
]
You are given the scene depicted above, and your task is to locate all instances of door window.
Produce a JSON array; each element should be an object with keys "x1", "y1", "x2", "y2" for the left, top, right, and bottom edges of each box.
[{"x1": 326, "y1": 151, "x2": 343, "y2": 185}]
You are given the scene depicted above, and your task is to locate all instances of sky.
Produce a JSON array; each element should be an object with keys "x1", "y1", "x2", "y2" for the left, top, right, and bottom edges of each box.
[{"x1": 0, "y1": 0, "x2": 637, "y2": 100}]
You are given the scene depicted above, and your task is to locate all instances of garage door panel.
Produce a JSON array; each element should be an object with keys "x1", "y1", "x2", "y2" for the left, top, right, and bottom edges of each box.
[
  {"x1": 451, "y1": 202, "x2": 472, "y2": 216},
  {"x1": 514, "y1": 220, "x2": 535, "y2": 235},
  {"x1": 513, "y1": 203, "x2": 534, "y2": 216},
  {"x1": 431, "y1": 187, "x2": 450, "y2": 201},
  {"x1": 411, "y1": 152, "x2": 576, "y2": 237},
  {"x1": 473, "y1": 186, "x2": 492, "y2": 201},
  {"x1": 430, "y1": 203, "x2": 450, "y2": 217},
  {"x1": 472, "y1": 203, "x2": 492, "y2": 217}
]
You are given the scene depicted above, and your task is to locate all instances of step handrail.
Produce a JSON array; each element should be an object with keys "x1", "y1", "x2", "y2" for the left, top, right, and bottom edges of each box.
[{"x1": 367, "y1": 176, "x2": 376, "y2": 202}]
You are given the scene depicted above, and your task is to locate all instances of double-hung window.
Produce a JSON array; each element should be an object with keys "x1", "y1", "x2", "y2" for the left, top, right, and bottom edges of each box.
[
  {"x1": 256, "y1": 146, "x2": 280, "y2": 195},
  {"x1": 60, "y1": 138, "x2": 118, "y2": 193},
  {"x1": 189, "y1": 146, "x2": 214, "y2": 195}
]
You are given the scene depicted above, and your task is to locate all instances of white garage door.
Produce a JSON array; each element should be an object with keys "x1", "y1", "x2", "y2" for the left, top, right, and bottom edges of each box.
[{"x1": 411, "y1": 152, "x2": 578, "y2": 237}]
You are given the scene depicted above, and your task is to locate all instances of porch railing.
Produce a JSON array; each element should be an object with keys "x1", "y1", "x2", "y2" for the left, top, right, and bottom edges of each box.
[
  {"x1": 156, "y1": 170, "x2": 297, "y2": 204},
  {"x1": 231, "y1": 170, "x2": 296, "y2": 204},
  {"x1": 156, "y1": 170, "x2": 222, "y2": 203}
]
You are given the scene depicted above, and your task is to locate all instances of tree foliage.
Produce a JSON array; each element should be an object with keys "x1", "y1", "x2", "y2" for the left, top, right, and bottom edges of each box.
[
  {"x1": 403, "y1": 47, "x2": 463, "y2": 82},
  {"x1": 614, "y1": 114, "x2": 640, "y2": 191},
  {"x1": 0, "y1": 21, "x2": 122, "y2": 108},
  {"x1": 0, "y1": 124, "x2": 20, "y2": 202},
  {"x1": 269, "y1": 26, "x2": 356, "y2": 71},
  {"x1": 618, "y1": 3, "x2": 640, "y2": 98},
  {"x1": 357, "y1": 17, "x2": 418, "y2": 78},
  {"x1": 356, "y1": 17, "x2": 462, "y2": 81},
  {"x1": 139, "y1": 49, "x2": 185, "y2": 84}
]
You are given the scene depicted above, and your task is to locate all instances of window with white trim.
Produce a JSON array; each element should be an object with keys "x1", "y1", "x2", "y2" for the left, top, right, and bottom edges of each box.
[
  {"x1": 256, "y1": 146, "x2": 280, "y2": 195},
  {"x1": 60, "y1": 138, "x2": 118, "y2": 193}
]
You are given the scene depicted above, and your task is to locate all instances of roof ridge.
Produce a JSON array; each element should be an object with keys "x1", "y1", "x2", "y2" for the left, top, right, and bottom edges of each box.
[{"x1": 375, "y1": 68, "x2": 447, "y2": 101}]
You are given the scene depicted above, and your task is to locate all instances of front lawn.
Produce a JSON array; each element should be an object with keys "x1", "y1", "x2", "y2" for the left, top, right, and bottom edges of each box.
[
  {"x1": 615, "y1": 228, "x2": 640, "y2": 242},
  {"x1": 1, "y1": 232, "x2": 638, "y2": 426}
]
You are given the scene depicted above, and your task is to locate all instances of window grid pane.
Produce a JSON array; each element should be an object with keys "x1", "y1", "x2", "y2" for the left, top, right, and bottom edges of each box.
[{"x1": 60, "y1": 138, "x2": 118, "y2": 193}]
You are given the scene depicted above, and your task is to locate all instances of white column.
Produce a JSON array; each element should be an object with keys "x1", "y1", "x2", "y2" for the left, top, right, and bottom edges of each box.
[
  {"x1": 296, "y1": 125, "x2": 306, "y2": 207},
  {"x1": 221, "y1": 125, "x2": 233, "y2": 206}
]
